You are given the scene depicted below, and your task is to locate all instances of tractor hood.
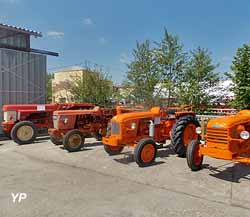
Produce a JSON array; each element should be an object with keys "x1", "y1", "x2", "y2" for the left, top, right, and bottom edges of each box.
[
  {"x1": 112, "y1": 107, "x2": 161, "y2": 123},
  {"x1": 3, "y1": 104, "x2": 58, "y2": 112},
  {"x1": 207, "y1": 110, "x2": 250, "y2": 129},
  {"x1": 53, "y1": 107, "x2": 101, "y2": 116}
]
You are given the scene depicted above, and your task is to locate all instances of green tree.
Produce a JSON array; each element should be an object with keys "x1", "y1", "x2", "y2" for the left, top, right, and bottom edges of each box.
[
  {"x1": 126, "y1": 40, "x2": 160, "y2": 106},
  {"x1": 226, "y1": 44, "x2": 250, "y2": 109},
  {"x1": 178, "y1": 47, "x2": 219, "y2": 109},
  {"x1": 154, "y1": 30, "x2": 187, "y2": 106},
  {"x1": 46, "y1": 73, "x2": 54, "y2": 103},
  {"x1": 70, "y1": 70, "x2": 113, "y2": 106}
]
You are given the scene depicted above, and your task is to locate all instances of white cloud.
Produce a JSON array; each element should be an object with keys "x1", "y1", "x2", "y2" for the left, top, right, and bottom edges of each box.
[
  {"x1": 83, "y1": 18, "x2": 93, "y2": 25},
  {"x1": 99, "y1": 37, "x2": 107, "y2": 45},
  {"x1": 119, "y1": 52, "x2": 131, "y2": 64},
  {"x1": 47, "y1": 31, "x2": 64, "y2": 38}
]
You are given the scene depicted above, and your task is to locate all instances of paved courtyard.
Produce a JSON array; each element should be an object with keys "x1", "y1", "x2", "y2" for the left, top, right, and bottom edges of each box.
[{"x1": 0, "y1": 137, "x2": 250, "y2": 217}]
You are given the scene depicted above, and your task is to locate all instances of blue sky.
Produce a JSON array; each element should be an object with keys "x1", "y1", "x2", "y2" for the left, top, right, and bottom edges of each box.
[{"x1": 1, "y1": 0, "x2": 250, "y2": 84}]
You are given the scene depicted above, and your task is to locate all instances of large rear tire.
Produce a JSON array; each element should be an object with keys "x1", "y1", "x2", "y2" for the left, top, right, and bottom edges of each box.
[
  {"x1": 104, "y1": 144, "x2": 124, "y2": 155},
  {"x1": 134, "y1": 138, "x2": 157, "y2": 167},
  {"x1": 171, "y1": 115, "x2": 200, "y2": 157},
  {"x1": 63, "y1": 130, "x2": 85, "y2": 152},
  {"x1": 11, "y1": 121, "x2": 37, "y2": 145},
  {"x1": 187, "y1": 139, "x2": 203, "y2": 171}
]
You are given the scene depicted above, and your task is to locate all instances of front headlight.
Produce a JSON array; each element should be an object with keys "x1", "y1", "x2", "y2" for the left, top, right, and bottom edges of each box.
[
  {"x1": 240, "y1": 131, "x2": 250, "y2": 140},
  {"x1": 131, "y1": 123, "x2": 136, "y2": 130},
  {"x1": 196, "y1": 127, "x2": 202, "y2": 134}
]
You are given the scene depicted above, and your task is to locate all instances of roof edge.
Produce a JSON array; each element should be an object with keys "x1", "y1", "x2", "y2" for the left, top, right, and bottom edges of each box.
[{"x1": 0, "y1": 23, "x2": 42, "y2": 37}]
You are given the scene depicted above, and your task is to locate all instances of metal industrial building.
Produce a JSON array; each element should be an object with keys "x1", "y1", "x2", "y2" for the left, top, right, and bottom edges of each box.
[{"x1": 0, "y1": 23, "x2": 58, "y2": 133}]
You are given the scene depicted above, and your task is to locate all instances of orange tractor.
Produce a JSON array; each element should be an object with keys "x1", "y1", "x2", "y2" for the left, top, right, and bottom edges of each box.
[
  {"x1": 102, "y1": 106, "x2": 200, "y2": 167},
  {"x1": 48, "y1": 106, "x2": 135, "y2": 152},
  {"x1": 186, "y1": 110, "x2": 250, "y2": 171}
]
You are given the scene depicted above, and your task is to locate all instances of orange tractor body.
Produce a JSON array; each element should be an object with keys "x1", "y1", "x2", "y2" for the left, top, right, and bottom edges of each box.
[
  {"x1": 103, "y1": 107, "x2": 199, "y2": 167},
  {"x1": 187, "y1": 110, "x2": 250, "y2": 171},
  {"x1": 48, "y1": 106, "x2": 136, "y2": 152}
]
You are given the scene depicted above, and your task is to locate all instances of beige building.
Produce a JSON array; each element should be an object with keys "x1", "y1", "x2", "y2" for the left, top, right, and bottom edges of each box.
[{"x1": 52, "y1": 69, "x2": 89, "y2": 103}]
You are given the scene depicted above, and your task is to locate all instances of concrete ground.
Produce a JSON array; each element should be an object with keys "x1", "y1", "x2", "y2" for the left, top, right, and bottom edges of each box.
[{"x1": 0, "y1": 138, "x2": 250, "y2": 217}]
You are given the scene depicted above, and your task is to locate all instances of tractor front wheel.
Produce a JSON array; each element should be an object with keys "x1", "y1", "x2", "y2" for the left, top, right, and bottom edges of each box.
[
  {"x1": 104, "y1": 144, "x2": 124, "y2": 155},
  {"x1": 50, "y1": 135, "x2": 63, "y2": 146},
  {"x1": 134, "y1": 138, "x2": 157, "y2": 167},
  {"x1": 63, "y1": 130, "x2": 85, "y2": 152},
  {"x1": 11, "y1": 121, "x2": 37, "y2": 145},
  {"x1": 187, "y1": 139, "x2": 203, "y2": 171},
  {"x1": 171, "y1": 115, "x2": 200, "y2": 157}
]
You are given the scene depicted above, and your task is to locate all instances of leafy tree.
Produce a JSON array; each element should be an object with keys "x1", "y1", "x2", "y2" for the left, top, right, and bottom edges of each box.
[
  {"x1": 126, "y1": 40, "x2": 160, "y2": 107},
  {"x1": 70, "y1": 70, "x2": 113, "y2": 106},
  {"x1": 178, "y1": 47, "x2": 219, "y2": 109},
  {"x1": 154, "y1": 30, "x2": 187, "y2": 106},
  {"x1": 226, "y1": 44, "x2": 250, "y2": 109},
  {"x1": 46, "y1": 73, "x2": 54, "y2": 103}
]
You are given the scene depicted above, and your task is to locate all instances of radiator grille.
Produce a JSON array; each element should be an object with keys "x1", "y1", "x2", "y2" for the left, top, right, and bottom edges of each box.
[{"x1": 206, "y1": 128, "x2": 228, "y2": 144}]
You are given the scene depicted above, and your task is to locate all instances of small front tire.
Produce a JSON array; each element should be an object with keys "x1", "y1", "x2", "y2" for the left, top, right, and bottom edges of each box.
[
  {"x1": 104, "y1": 144, "x2": 124, "y2": 155},
  {"x1": 134, "y1": 138, "x2": 157, "y2": 167},
  {"x1": 187, "y1": 139, "x2": 203, "y2": 171},
  {"x1": 50, "y1": 135, "x2": 63, "y2": 146},
  {"x1": 63, "y1": 130, "x2": 85, "y2": 152}
]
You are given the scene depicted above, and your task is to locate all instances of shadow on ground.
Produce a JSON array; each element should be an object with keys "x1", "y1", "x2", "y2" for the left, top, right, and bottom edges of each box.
[
  {"x1": 85, "y1": 141, "x2": 103, "y2": 148},
  {"x1": 59, "y1": 141, "x2": 103, "y2": 153},
  {"x1": 0, "y1": 137, "x2": 10, "y2": 141},
  {"x1": 113, "y1": 146, "x2": 174, "y2": 166},
  {"x1": 207, "y1": 162, "x2": 250, "y2": 183}
]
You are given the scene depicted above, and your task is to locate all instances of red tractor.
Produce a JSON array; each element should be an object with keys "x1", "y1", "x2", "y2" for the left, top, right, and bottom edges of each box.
[
  {"x1": 2, "y1": 103, "x2": 93, "y2": 145},
  {"x1": 48, "y1": 106, "x2": 135, "y2": 152}
]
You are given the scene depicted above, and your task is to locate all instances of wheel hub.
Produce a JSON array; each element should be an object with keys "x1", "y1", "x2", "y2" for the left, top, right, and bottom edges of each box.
[
  {"x1": 68, "y1": 134, "x2": 82, "y2": 148},
  {"x1": 141, "y1": 144, "x2": 155, "y2": 163},
  {"x1": 17, "y1": 126, "x2": 34, "y2": 141}
]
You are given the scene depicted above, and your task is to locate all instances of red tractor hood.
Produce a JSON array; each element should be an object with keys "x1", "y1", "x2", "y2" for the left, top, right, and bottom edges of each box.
[
  {"x1": 3, "y1": 104, "x2": 58, "y2": 112},
  {"x1": 2, "y1": 103, "x2": 93, "y2": 112}
]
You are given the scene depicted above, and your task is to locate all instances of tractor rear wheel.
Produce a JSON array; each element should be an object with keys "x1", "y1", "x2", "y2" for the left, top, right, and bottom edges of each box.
[
  {"x1": 187, "y1": 139, "x2": 203, "y2": 171},
  {"x1": 171, "y1": 115, "x2": 200, "y2": 157},
  {"x1": 104, "y1": 144, "x2": 124, "y2": 155},
  {"x1": 11, "y1": 121, "x2": 37, "y2": 145},
  {"x1": 63, "y1": 130, "x2": 85, "y2": 152},
  {"x1": 50, "y1": 135, "x2": 63, "y2": 146},
  {"x1": 134, "y1": 138, "x2": 157, "y2": 167}
]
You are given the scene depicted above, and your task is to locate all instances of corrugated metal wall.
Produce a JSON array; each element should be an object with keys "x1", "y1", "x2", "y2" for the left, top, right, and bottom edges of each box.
[
  {"x1": 0, "y1": 28, "x2": 28, "y2": 48},
  {"x1": 0, "y1": 48, "x2": 46, "y2": 131}
]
